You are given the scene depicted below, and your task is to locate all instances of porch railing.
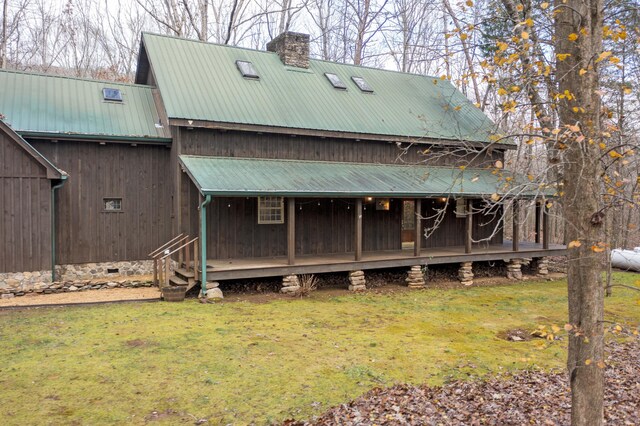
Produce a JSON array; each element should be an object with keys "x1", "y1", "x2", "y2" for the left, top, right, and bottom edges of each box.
[{"x1": 149, "y1": 234, "x2": 199, "y2": 287}]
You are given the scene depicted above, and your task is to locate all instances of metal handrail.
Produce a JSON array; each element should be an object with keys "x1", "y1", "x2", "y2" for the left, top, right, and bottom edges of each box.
[
  {"x1": 151, "y1": 235, "x2": 189, "y2": 259},
  {"x1": 148, "y1": 233, "x2": 185, "y2": 258},
  {"x1": 160, "y1": 237, "x2": 199, "y2": 261}
]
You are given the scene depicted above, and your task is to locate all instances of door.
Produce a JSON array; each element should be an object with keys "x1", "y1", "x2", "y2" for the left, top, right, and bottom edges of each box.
[{"x1": 401, "y1": 200, "x2": 415, "y2": 243}]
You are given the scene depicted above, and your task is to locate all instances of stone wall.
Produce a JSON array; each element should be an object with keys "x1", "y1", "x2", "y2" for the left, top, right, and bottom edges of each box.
[
  {"x1": 55, "y1": 260, "x2": 154, "y2": 281},
  {"x1": 0, "y1": 260, "x2": 155, "y2": 298}
]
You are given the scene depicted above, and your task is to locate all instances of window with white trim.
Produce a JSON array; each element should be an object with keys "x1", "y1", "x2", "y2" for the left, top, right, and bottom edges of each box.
[
  {"x1": 258, "y1": 196, "x2": 284, "y2": 224},
  {"x1": 104, "y1": 198, "x2": 122, "y2": 212}
]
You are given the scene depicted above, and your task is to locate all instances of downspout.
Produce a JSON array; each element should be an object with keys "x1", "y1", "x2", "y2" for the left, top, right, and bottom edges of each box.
[
  {"x1": 199, "y1": 194, "x2": 212, "y2": 297},
  {"x1": 51, "y1": 176, "x2": 67, "y2": 282}
]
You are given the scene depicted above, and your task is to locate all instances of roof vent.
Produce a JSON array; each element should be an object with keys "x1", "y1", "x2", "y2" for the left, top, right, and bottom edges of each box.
[
  {"x1": 352, "y1": 76, "x2": 373, "y2": 93},
  {"x1": 236, "y1": 60, "x2": 259, "y2": 79},
  {"x1": 325, "y1": 73, "x2": 347, "y2": 90},
  {"x1": 103, "y1": 88, "x2": 122, "y2": 102}
]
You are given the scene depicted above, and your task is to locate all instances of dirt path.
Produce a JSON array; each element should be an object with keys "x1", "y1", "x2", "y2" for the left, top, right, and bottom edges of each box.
[{"x1": 0, "y1": 287, "x2": 161, "y2": 308}]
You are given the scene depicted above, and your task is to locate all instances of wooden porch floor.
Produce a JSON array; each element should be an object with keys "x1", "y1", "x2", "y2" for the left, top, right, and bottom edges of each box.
[{"x1": 204, "y1": 241, "x2": 566, "y2": 281}]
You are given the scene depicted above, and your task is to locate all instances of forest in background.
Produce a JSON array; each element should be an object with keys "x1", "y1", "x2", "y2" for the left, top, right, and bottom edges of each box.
[{"x1": 1, "y1": 0, "x2": 639, "y2": 249}]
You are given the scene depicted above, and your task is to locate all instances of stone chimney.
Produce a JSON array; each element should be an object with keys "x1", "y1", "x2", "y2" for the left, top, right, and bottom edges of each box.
[{"x1": 266, "y1": 32, "x2": 310, "y2": 68}]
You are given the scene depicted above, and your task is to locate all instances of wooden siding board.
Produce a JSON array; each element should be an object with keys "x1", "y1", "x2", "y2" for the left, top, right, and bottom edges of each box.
[
  {"x1": 179, "y1": 128, "x2": 504, "y2": 166},
  {"x1": 29, "y1": 140, "x2": 172, "y2": 265},
  {"x1": 0, "y1": 131, "x2": 53, "y2": 272}
]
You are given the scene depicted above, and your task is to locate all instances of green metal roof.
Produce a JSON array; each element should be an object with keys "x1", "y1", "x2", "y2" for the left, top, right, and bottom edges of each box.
[
  {"x1": 141, "y1": 33, "x2": 501, "y2": 144},
  {"x1": 180, "y1": 155, "x2": 541, "y2": 198},
  {"x1": 0, "y1": 69, "x2": 170, "y2": 142}
]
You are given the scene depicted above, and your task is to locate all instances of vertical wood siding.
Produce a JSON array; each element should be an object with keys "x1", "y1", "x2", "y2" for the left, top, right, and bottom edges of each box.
[
  {"x1": 30, "y1": 140, "x2": 172, "y2": 264},
  {"x1": 180, "y1": 128, "x2": 503, "y2": 166},
  {"x1": 0, "y1": 131, "x2": 52, "y2": 272}
]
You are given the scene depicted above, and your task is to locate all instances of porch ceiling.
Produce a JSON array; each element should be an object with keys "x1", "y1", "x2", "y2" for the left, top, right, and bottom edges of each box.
[{"x1": 179, "y1": 155, "x2": 548, "y2": 198}]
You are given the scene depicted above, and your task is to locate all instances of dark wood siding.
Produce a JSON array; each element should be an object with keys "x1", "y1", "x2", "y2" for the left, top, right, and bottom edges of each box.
[
  {"x1": 0, "y1": 129, "x2": 52, "y2": 272},
  {"x1": 420, "y1": 199, "x2": 503, "y2": 248},
  {"x1": 179, "y1": 128, "x2": 503, "y2": 167},
  {"x1": 30, "y1": 140, "x2": 172, "y2": 265}
]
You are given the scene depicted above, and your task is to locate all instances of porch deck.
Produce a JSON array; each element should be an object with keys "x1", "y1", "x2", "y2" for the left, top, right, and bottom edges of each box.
[{"x1": 204, "y1": 241, "x2": 566, "y2": 281}]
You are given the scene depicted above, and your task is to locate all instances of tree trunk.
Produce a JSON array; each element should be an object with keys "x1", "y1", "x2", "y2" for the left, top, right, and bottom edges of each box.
[
  {"x1": 555, "y1": 0, "x2": 606, "y2": 424},
  {"x1": 1, "y1": 0, "x2": 8, "y2": 69}
]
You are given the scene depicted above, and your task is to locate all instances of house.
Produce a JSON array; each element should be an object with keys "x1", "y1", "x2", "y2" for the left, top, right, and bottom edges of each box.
[{"x1": 0, "y1": 32, "x2": 565, "y2": 298}]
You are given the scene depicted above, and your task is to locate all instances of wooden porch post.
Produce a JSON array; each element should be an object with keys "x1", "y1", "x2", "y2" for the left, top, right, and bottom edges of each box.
[
  {"x1": 355, "y1": 198, "x2": 363, "y2": 261},
  {"x1": 535, "y1": 199, "x2": 542, "y2": 244},
  {"x1": 512, "y1": 200, "x2": 520, "y2": 252},
  {"x1": 287, "y1": 197, "x2": 295, "y2": 265},
  {"x1": 543, "y1": 200, "x2": 550, "y2": 249},
  {"x1": 414, "y1": 198, "x2": 422, "y2": 257},
  {"x1": 465, "y1": 199, "x2": 473, "y2": 254}
]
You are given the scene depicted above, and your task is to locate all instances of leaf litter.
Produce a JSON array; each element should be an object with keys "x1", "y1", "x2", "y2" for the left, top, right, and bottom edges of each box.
[{"x1": 284, "y1": 336, "x2": 639, "y2": 425}]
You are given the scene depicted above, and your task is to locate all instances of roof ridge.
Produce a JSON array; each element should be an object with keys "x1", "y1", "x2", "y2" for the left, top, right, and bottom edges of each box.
[
  {"x1": 141, "y1": 32, "x2": 440, "y2": 80},
  {"x1": 0, "y1": 68, "x2": 153, "y2": 89}
]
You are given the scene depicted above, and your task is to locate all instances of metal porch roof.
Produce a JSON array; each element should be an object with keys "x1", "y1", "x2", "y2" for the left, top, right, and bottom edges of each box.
[
  {"x1": 141, "y1": 33, "x2": 503, "y2": 144},
  {"x1": 179, "y1": 155, "x2": 543, "y2": 198},
  {"x1": 0, "y1": 69, "x2": 170, "y2": 142}
]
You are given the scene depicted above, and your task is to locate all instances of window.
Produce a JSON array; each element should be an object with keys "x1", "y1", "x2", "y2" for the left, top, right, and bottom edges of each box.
[
  {"x1": 104, "y1": 198, "x2": 122, "y2": 212},
  {"x1": 103, "y1": 88, "x2": 123, "y2": 102},
  {"x1": 352, "y1": 76, "x2": 373, "y2": 93},
  {"x1": 236, "y1": 60, "x2": 259, "y2": 79},
  {"x1": 258, "y1": 196, "x2": 284, "y2": 224},
  {"x1": 324, "y1": 73, "x2": 347, "y2": 90}
]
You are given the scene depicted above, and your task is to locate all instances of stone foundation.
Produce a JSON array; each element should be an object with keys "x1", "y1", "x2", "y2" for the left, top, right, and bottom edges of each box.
[
  {"x1": 56, "y1": 260, "x2": 154, "y2": 282},
  {"x1": 506, "y1": 258, "x2": 524, "y2": 280},
  {"x1": 0, "y1": 260, "x2": 155, "y2": 298},
  {"x1": 348, "y1": 270, "x2": 366, "y2": 291},
  {"x1": 532, "y1": 257, "x2": 549, "y2": 276},
  {"x1": 458, "y1": 262, "x2": 474, "y2": 286},
  {"x1": 280, "y1": 274, "x2": 300, "y2": 293},
  {"x1": 406, "y1": 265, "x2": 426, "y2": 289}
]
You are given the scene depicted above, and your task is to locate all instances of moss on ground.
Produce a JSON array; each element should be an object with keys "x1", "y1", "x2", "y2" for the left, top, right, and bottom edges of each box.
[{"x1": 0, "y1": 273, "x2": 638, "y2": 425}]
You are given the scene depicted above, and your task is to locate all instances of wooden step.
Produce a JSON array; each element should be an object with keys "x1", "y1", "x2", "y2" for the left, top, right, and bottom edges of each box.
[
  {"x1": 169, "y1": 275, "x2": 188, "y2": 287},
  {"x1": 175, "y1": 268, "x2": 195, "y2": 280}
]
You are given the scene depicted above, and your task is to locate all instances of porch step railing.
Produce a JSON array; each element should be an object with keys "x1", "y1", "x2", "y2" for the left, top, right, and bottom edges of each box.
[{"x1": 149, "y1": 234, "x2": 199, "y2": 290}]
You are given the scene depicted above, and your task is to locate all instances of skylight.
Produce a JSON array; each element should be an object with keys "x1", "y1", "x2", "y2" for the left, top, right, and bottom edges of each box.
[
  {"x1": 352, "y1": 76, "x2": 374, "y2": 93},
  {"x1": 325, "y1": 73, "x2": 347, "y2": 90},
  {"x1": 103, "y1": 88, "x2": 122, "y2": 102},
  {"x1": 236, "y1": 60, "x2": 259, "y2": 79}
]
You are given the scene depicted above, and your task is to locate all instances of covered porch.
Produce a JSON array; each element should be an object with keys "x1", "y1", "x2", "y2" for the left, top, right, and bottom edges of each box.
[{"x1": 179, "y1": 155, "x2": 564, "y2": 289}]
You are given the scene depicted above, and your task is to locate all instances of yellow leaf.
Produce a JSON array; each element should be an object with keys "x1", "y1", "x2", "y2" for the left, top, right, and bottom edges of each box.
[
  {"x1": 541, "y1": 2, "x2": 549, "y2": 9},
  {"x1": 564, "y1": 324, "x2": 573, "y2": 331},
  {"x1": 551, "y1": 325, "x2": 561, "y2": 333},
  {"x1": 568, "y1": 33, "x2": 578, "y2": 41},
  {"x1": 511, "y1": 85, "x2": 520, "y2": 92},
  {"x1": 525, "y1": 18, "x2": 534, "y2": 27},
  {"x1": 599, "y1": 142, "x2": 607, "y2": 149},
  {"x1": 466, "y1": 0, "x2": 473, "y2": 6},
  {"x1": 516, "y1": 4, "x2": 523, "y2": 11},
  {"x1": 579, "y1": 68, "x2": 587, "y2": 76},
  {"x1": 491, "y1": 193, "x2": 501, "y2": 202},
  {"x1": 615, "y1": 324, "x2": 622, "y2": 331},
  {"x1": 623, "y1": 87, "x2": 632, "y2": 95},
  {"x1": 591, "y1": 245, "x2": 605, "y2": 253},
  {"x1": 597, "y1": 360, "x2": 606, "y2": 369},
  {"x1": 609, "y1": 56, "x2": 620, "y2": 64},
  {"x1": 568, "y1": 240, "x2": 582, "y2": 248},
  {"x1": 609, "y1": 150, "x2": 623, "y2": 159},
  {"x1": 595, "y1": 51, "x2": 612, "y2": 63},
  {"x1": 497, "y1": 87, "x2": 508, "y2": 96},
  {"x1": 497, "y1": 41, "x2": 508, "y2": 51},
  {"x1": 521, "y1": 31, "x2": 529, "y2": 40},
  {"x1": 567, "y1": 124, "x2": 580, "y2": 132},
  {"x1": 585, "y1": 359, "x2": 592, "y2": 365},
  {"x1": 495, "y1": 160, "x2": 503, "y2": 169},
  {"x1": 459, "y1": 165, "x2": 466, "y2": 170},
  {"x1": 460, "y1": 33, "x2": 468, "y2": 41},
  {"x1": 557, "y1": 53, "x2": 571, "y2": 61}
]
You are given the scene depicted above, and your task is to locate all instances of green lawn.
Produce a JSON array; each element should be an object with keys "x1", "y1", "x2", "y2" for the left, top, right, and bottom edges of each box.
[{"x1": 1, "y1": 273, "x2": 638, "y2": 425}]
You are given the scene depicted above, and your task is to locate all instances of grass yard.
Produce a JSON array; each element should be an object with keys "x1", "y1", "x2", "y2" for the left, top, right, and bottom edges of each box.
[{"x1": 0, "y1": 273, "x2": 638, "y2": 425}]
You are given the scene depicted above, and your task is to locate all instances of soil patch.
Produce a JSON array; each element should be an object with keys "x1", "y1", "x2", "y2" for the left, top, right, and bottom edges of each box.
[{"x1": 496, "y1": 328, "x2": 533, "y2": 342}]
